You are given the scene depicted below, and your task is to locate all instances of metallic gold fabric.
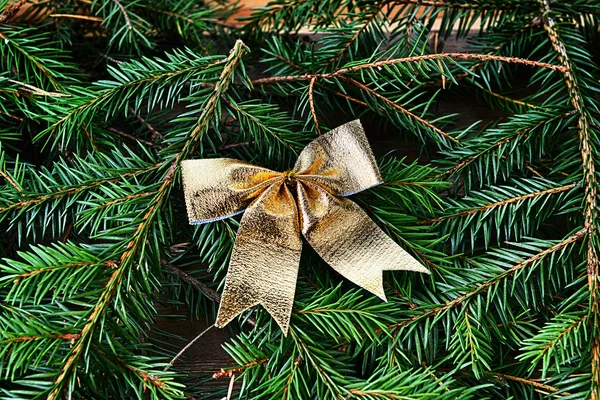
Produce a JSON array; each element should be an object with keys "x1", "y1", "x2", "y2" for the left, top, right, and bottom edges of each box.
[{"x1": 182, "y1": 120, "x2": 429, "y2": 334}]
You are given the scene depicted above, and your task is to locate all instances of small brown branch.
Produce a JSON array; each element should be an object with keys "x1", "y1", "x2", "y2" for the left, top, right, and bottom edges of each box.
[
  {"x1": 480, "y1": 87, "x2": 538, "y2": 109},
  {"x1": 106, "y1": 127, "x2": 162, "y2": 149},
  {"x1": 3, "y1": 332, "x2": 80, "y2": 343},
  {"x1": 391, "y1": 228, "x2": 587, "y2": 329},
  {"x1": 13, "y1": 261, "x2": 98, "y2": 283},
  {"x1": 339, "y1": 76, "x2": 459, "y2": 143},
  {"x1": 226, "y1": 373, "x2": 235, "y2": 400},
  {"x1": 0, "y1": 0, "x2": 27, "y2": 24},
  {"x1": 277, "y1": 55, "x2": 303, "y2": 71},
  {"x1": 389, "y1": 0, "x2": 521, "y2": 9},
  {"x1": 164, "y1": 324, "x2": 215, "y2": 371},
  {"x1": 213, "y1": 358, "x2": 270, "y2": 379},
  {"x1": 419, "y1": 182, "x2": 578, "y2": 225},
  {"x1": 110, "y1": 0, "x2": 132, "y2": 30},
  {"x1": 491, "y1": 372, "x2": 563, "y2": 394},
  {"x1": 163, "y1": 263, "x2": 221, "y2": 303},
  {"x1": 6, "y1": 79, "x2": 68, "y2": 97},
  {"x1": 252, "y1": 53, "x2": 566, "y2": 86},
  {"x1": 0, "y1": 167, "x2": 22, "y2": 192},
  {"x1": 129, "y1": 107, "x2": 163, "y2": 141},
  {"x1": 95, "y1": 191, "x2": 155, "y2": 210},
  {"x1": 308, "y1": 77, "x2": 320, "y2": 135},
  {"x1": 49, "y1": 13, "x2": 104, "y2": 22},
  {"x1": 95, "y1": 345, "x2": 166, "y2": 388},
  {"x1": 219, "y1": 141, "x2": 253, "y2": 150}
]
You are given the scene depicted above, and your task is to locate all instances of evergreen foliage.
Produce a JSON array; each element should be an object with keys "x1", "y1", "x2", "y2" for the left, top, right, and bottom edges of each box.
[{"x1": 1, "y1": 0, "x2": 600, "y2": 398}]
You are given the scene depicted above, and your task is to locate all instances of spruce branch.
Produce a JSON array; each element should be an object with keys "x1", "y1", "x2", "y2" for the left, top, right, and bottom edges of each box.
[
  {"x1": 251, "y1": 53, "x2": 566, "y2": 86},
  {"x1": 538, "y1": 0, "x2": 600, "y2": 395},
  {"x1": 419, "y1": 182, "x2": 578, "y2": 225},
  {"x1": 338, "y1": 75, "x2": 458, "y2": 144},
  {"x1": 46, "y1": 40, "x2": 248, "y2": 399},
  {"x1": 392, "y1": 228, "x2": 586, "y2": 329}
]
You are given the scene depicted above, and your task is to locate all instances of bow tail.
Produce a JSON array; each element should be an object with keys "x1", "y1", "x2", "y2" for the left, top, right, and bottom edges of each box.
[
  {"x1": 215, "y1": 182, "x2": 302, "y2": 334},
  {"x1": 297, "y1": 181, "x2": 429, "y2": 301}
]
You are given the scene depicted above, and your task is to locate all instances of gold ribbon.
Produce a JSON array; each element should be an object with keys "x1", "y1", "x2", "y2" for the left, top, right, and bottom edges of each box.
[{"x1": 182, "y1": 120, "x2": 429, "y2": 334}]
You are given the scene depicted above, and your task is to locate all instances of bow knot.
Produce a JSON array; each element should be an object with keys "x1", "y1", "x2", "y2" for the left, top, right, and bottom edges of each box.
[
  {"x1": 283, "y1": 169, "x2": 297, "y2": 185},
  {"x1": 182, "y1": 120, "x2": 429, "y2": 334}
]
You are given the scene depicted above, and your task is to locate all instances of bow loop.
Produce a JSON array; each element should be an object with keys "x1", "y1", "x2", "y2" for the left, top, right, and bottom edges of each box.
[
  {"x1": 182, "y1": 120, "x2": 429, "y2": 334},
  {"x1": 293, "y1": 119, "x2": 383, "y2": 196},
  {"x1": 181, "y1": 159, "x2": 280, "y2": 224}
]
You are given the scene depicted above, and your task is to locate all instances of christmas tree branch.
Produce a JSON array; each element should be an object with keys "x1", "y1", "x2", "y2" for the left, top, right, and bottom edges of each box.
[
  {"x1": 392, "y1": 228, "x2": 586, "y2": 329},
  {"x1": 0, "y1": 29, "x2": 62, "y2": 90},
  {"x1": 47, "y1": 40, "x2": 248, "y2": 399},
  {"x1": 419, "y1": 182, "x2": 578, "y2": 225},
  {"x1": 325, "y1": 1, "x2": 388, "y2": 66},
  {"x1": 339, "y1": 75, "x2": 458, "y2": 144},
  {"x1": 441, "y1": 111, "x2": 575, "y2": 178},
  {"x1": 0, "y1": 162, "x2": 163, "y2": 213},
  {"x1": 538, "y1": 0, "x2": 600, "y2": 395},
  {"x1": 252, "y1": 53, "x2": 566, "y2": 86}
]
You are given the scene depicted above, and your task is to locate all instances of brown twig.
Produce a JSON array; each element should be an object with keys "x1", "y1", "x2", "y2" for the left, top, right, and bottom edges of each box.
[
  {"x1": 219, "y1": 141, "x2": 253, "y2": 150},
  {"x1": 0, "y1": 0, "x2": 27, "y2": 24},
  {"x1": 308, "y1": 76, "x2": 320, "y2": 134},
  {"x1": 5, "y1": 79, "x2": 68, "y2": 98},
  {"x1": 339, "y1": 75, "x2": 459, "y2": 143},
  {"x1": 164, "y1": 324, "x2": 215, "y2": 371},
  {"x1": 163, "y1": 263, "x2": 221, "y2": 303},
  {"x1": 277, "y1": 54, "x2": 304, "y2": 71},
  {"x1": 2, "y1": 332, "x2": 81, "y2": 343},
  {"x1": 110, "y1": 0, "x2": 132, "y2": 30},
  {"x1": 419, "y1": 182, "x2": 579, "y2": 225},
  {"x1": 0, "y1": 167, "x2": 22, "y2": 192},
  {"x1": 491, "y1": 372, "x2": 563, "y2": 394},
  {"x1": 213, "y1": 358, "x2": 270, "y2": 379},
  {"x1": 49, "y1": 14, "x2": 104, "y2": 22},
  {"x1": 252, "y1": 53, "x2": 566, "y2": 86},
  {"x1": 128, "y1": 107, "x2": 163, "y2": 141},
  {"x1": 13, "y1": 261, "x2": 101, "y2": 282},
  {"x1": 106, "y1": 127, "x2": 162, "y2": 149}
]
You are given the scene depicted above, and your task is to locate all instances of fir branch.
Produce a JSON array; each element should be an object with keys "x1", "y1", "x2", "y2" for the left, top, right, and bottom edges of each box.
[
  {"x1": 539, "y1": 0, "x2": 600, "y2": 395},
  {"x1": 419, "y1": 182, "x2": 578, "y2": 225},
  {"x1": 338, "y1": 75, "x2": 458, "y2": 144},
  {"x1": 47, "y1": 40, "x2": 248, "y2": 399},
  {"x1": 325, "y1": 1, "x2": 388, "y2": 66},
  {"x1": 251, "y1": 53, "x2": 566, "y2": 86},
  {"x1": 392, "y1": 228, "x2": 586, "y2": 329},
  {"x1": 0, "y1": 161, "x2": 163, "y2": 214},
  {"x1": 440, "y1": 110, "x2": 577, "y2": 179}
]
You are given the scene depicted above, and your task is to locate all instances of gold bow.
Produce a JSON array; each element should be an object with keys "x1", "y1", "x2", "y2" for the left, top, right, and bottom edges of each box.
[{"x1": 181, "y1": 120, "x2": 429, "y2": 334}]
